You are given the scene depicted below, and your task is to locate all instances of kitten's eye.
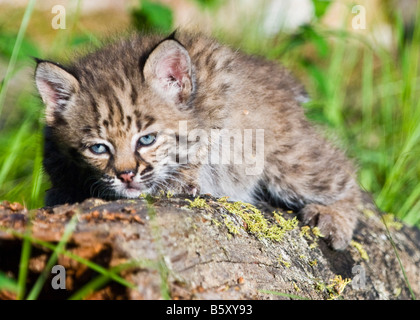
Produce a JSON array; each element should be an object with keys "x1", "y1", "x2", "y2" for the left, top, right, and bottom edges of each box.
[
  {"x1": 138, "y1": 133, "x2": 156, "y2": 147},
  {"x1": 90, "y1": 144, "x2": 108, "y2": 155}
]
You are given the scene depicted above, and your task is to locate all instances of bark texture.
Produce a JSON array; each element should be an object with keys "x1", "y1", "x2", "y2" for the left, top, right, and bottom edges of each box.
[{"x1": 0, "y1": 196, "x2": 419, "y2": 300}]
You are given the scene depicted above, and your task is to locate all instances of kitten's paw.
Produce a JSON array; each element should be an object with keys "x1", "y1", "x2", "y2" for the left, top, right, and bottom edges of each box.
[
  {"x1": 184, "y1": 184, "x2": 200, "y2": 197},
  {"x1": 301, "y1": 203, "x2": 355, "y2": 250},
  {"x1": 170, "y1": 183, "x2": 200, "y2": 197}
]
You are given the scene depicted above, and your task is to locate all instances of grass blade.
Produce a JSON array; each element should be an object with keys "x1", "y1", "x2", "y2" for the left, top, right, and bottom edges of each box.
[
  {"x1": 0, "y1": 0, "x2": 36, "y2": 118},
  {"x1": 17, "y1": 224, "x2": 32, "y2": 300},
  {"x1": 67, "y1": 274, "x2": 111, "y2": 300},
  {"x1": 0, "y1": 121, "x2": 30, "y2": 187},
  {"x1": 29, "y1": 132, "x2": 44, "y2": 209},
  {"x1": 381, "y1": 215, "x2": 416, "y2": 300}
]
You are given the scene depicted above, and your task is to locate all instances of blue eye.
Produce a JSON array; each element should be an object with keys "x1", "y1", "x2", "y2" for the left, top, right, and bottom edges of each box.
[
  {"x1": 138, "y1": 134, "x2": 156, "y2": 147},
  {"x1": 90, "y1": 144, "x2": 108, "y2": 154}
]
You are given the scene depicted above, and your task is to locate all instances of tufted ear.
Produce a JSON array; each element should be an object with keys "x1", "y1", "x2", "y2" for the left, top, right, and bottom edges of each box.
[
  {"x1": 35, "y1": 60, "x2": 79, "y2": 125},
  {"x1": 143, "y1": 39, "x2": 194, "y2": 108}
]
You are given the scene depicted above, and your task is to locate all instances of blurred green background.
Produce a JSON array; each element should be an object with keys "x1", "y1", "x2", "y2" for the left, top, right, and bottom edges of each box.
[{"x1": 0, "y1": 0, "x2": 419, "y2": 227}]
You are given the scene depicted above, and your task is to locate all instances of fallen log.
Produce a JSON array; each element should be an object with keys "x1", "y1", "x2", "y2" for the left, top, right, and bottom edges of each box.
[{"x1": 0, "y1": 195, "x2": 419, "y2": 300}]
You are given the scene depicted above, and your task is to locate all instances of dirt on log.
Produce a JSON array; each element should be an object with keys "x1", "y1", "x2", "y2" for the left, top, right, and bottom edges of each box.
[{"x1": 0, "y1": 195, "x2": 419, "y2": 300}]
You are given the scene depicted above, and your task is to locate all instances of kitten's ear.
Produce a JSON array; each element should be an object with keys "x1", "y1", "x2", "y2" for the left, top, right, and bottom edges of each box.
[
  {"x1": 143, "y1": 39, "x2": 194, "y2": 107},
  {"x1": 35, "y1": 61, "x2": 79, "y2": 125}
]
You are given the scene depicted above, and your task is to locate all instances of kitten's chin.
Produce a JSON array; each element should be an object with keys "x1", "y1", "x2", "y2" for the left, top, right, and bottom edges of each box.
[{"x1": 118, "y1": 187, "x2": 142, "y2": 199}]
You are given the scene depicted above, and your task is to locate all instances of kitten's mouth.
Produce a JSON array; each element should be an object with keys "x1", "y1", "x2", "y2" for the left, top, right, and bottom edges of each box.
[
  {"x1": 117, "y1": 182, "x2": 143, "y2": 198},
  {"x1": 121, "y1": 186, "x2": 142, "y2": 198},
  {"x1": 126, "y1": 186, "x2": 140, "y2": 191}
]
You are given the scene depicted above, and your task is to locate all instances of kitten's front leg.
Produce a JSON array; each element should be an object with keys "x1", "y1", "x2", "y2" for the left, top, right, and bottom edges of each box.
[{"x1": 300, "y1": 195, "x2": 360, "y2": 250}]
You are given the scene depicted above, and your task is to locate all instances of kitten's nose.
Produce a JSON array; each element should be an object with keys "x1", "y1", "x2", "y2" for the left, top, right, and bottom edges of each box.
[{"x1": 117, "y1": 171, "x2": 135, "y2": 183}]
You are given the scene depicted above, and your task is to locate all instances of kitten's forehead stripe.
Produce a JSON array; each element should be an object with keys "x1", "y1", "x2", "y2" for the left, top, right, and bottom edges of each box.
[
  {"x1": 94, "y1": 124, "x2": 102, "y2": 138},
  {"x1": 105, "y1": 94, "x2": 115, "y2": 119},
  {"x1": 143, "y1": 115, "x2": 155, "y2": 130},
  {"x1": 134, "y1": 110, "x2": 141, "y2": 118},
  {"x1": 87, "y1": 92, "x2": 99, "y2": 117},
  {"x1": 134, "y1": 110, "x2": 142, "y2": 131},
  {"x1": 130, "y1": 82, "x2": 138, "y2": 105},
  {"x1": 113, "y1": 94, "x2": 125, "y2": 126},
  {"x1": 126, "y1": 115, "x2": 132, "y2": 130},
  {"x1": 136, "y1": 119, "x2": 142, "y2": 132},
  {"x1": 106, "y1": 107, "x2": 115, "y2": 127}
]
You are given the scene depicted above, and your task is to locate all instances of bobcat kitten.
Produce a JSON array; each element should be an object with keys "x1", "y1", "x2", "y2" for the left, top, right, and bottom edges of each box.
[{"x1": 35, "y1": 32, "x2": 362, "y2": 249}]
